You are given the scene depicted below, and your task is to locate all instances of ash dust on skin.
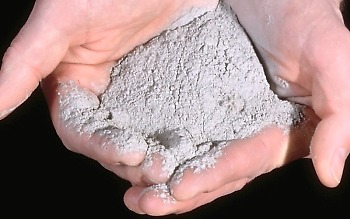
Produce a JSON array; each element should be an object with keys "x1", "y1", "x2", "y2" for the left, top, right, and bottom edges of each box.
[
  {"x1": 59, "y1": 2, "x2": 302, "y2": 184},
  {"x1": 1, "y1": 0, "x2": 349, "y2": 217}
]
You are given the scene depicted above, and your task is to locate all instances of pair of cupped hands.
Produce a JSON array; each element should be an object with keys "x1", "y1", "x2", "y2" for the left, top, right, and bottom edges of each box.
[{"x1": 1, "y1": 0, "x2": 349, "y2": 216}]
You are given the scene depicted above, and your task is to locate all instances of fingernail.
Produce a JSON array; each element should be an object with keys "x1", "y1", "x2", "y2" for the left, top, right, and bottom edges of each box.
[{"x1": 331, "y1": 147, "x2": 349, "y2": 186}]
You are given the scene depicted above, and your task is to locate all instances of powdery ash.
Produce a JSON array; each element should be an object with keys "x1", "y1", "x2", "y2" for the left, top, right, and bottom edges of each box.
[{"x1": 59, "y1": 3, "x2": 302, "y2": 181}]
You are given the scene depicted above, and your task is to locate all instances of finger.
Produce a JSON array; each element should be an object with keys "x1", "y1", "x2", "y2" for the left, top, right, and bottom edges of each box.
[
  {"x1": 101, "y1": 162, "x2": 155, "y2": 186},
  {"x1": 124, "y1": 180, "x2": 248, "y2": 216},
  {"x1": 141, "y1": 152, "x2": 172, "y2": 184},
  {"x1": 310, "y1": 114, "x2": 350, "y2": 188},
  {"x1": 0, "y1": 2, "x2": 71, "y2": 119},
  {"x1": 42, "y1": 61, "x2": 113, "y2": 96},
  {"x1": 140, "y1": 133, "x2": 197, "y2": 184},
  {"x1": 101, "y1": 162, "x2": 144, "y2": 185},
  {"x1": 123, "y1": 104, "x2": 316, "y2": 215},
  {"x1": 170, "y1": 108, "x2": 318, "y2": 200},
  {"x1": 103, "y1": 147, "x2": 179, "y2": 185},
  {"x1": 308, "y1": 25, "x2": 350, "y2": 187},
  {"x1": 169, "y1": 126, "x2": 287, "y2": 200},
  {"x1": 103, "y1": 143, "x2": 187, "y2": 185},
  {"x1": 41, "y1": 63, "x2": 148, "y2": 166}
]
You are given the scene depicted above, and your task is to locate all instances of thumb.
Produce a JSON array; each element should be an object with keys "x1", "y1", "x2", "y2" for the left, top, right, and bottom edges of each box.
[
  {"x1": 0, "y1": 3, "x2": 69, "y2": 119},
  {"x1": 310, "y1": 114, "x2": 350, "y2": 188}
]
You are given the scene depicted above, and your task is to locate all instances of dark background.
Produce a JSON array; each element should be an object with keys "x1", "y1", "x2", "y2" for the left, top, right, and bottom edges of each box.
[{"x1": 1, "y1": 1, "x2": 349, "y2": 217}]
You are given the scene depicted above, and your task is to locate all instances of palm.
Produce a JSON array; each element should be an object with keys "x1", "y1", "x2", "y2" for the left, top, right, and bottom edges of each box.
[
  {"x1": 227, "y1": 0, "x2": 350, "y2": 187},
  {"x1": 39, "y1": 0, "x2": 220, "y2": 176},
  {"x1": 2, "y1": 0, "x2": 349, "y2": 216},
  {"x1": 123, "y1": 0, "x2": 350, "y2": 215},
  {"x1": 39, "y1": 0, "x2": 218, "y2": 91},
  {"x1": 0, "y1": 0, "x2": 219, "y2": 118}
]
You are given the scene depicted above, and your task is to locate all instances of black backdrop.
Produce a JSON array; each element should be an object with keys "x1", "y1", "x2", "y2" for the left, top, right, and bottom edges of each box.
[{"x1": 1, "y1": 1, "x2": 349, "y2": 217}]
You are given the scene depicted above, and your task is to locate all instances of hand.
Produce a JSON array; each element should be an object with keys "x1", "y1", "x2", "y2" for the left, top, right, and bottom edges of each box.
[
  {"x1": 227, "y1": 0, "x2": 350, "y2": 188},
  {"x1": 2, "y1": 0, "x2": 348, "y2": 216},
  {"x1": 0, "y1": 0, "x2": 218, "y2": 182},
  {"x1": 122, "y1": 0, "x2": 350, "y2": 215},
  {"x1": 123, "y1": 107, "x2": 319, "y2": 215}
]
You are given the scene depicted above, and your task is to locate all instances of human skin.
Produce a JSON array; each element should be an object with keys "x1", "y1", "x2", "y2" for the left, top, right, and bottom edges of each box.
[
  {"x1": 1, "y1": 0, "x2": 219, "y2": 165},
  {"x1": 124, "y1": 0, "x2": 350, "y2": 215},
  {"x1": 226, "y1": 0, "x2": 350, "y2": 188},
  {"x1": 126, "y1": 0, "x2": 350, "y2": 215},
  {"x1": 0, "y1": 0, "x2": 349, "y2": 216}
]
